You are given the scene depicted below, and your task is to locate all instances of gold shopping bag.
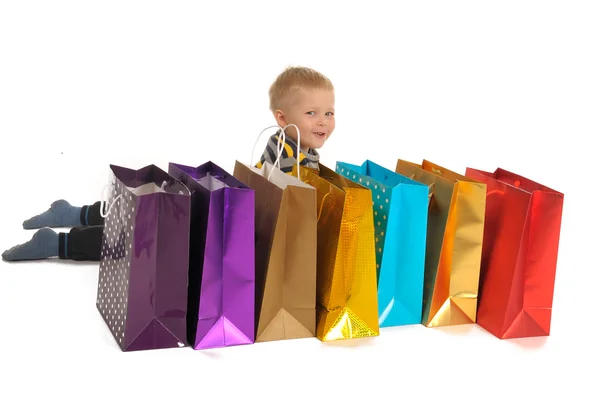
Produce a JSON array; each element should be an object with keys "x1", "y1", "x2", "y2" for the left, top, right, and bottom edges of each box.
[
  {"x1": 233, "y1": 161, "x2": 317, "y2": 342},
  {"x1": 395, "y1": 159, "x2": 486, "y2": 327},
  {"x1": 295, "y1": 164, "x2": 380, "y2": 341}
]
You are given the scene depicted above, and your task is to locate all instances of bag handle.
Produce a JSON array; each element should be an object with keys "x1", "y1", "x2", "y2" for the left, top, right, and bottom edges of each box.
[
  {"x1": 250, "y1": 123, "x2": 301, "y2": 180},
  {"x1": 317, "y1": 186, "x2": 334, "y2": 223},
  {"x1": 100, "y1": 178, "x2": 188, "y2": 220},
  {"x1": 429, "y1": 166, "x2": 459, "y2": 182},
  {"x1": 100, "y1": 181, "x2": 123, "y2": 219},
  {"x1": 273, "y1": 124, "x2": 301, "y2": 179},
  {"x1": 409, "y1": 172, "x2": 436, "y2": 210}
]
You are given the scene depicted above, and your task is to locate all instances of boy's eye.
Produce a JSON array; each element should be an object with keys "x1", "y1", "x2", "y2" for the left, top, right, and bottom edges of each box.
[
  {"x1": 326, "y1": 112, "x2": 334, "y2": 116},
  {"x1": 306, "y1": 111, "x2": 315, "y2": 115}
]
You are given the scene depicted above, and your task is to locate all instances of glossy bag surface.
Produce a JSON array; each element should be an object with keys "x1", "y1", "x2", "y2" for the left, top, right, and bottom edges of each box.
[
  {"x1": 169, "y1": 161, "x2": 255, "y2": 349},
  {"x1": 465, "y1": 167, "x2": 564, "y2": 339},
  {"x1": 297, "y1": 164, "x2": 380, "y2": 342},
  {"x1": 336, "y1": 160, "x2": 428, "y2": 327},
  {"x1": 233, "y1": 161, "x2": 318, "y2": 342},
  {"x1": 96, "y1": 164, "x2": 191, "y2": 351},
  {"x1": 396, "y1": 159, "x2": 486, "y2": 327}
]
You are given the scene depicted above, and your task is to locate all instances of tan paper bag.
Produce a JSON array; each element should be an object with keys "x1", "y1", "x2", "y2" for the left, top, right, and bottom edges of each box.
[{"x1": 233, "y1": 160, "x2": 318, "y2": 342}]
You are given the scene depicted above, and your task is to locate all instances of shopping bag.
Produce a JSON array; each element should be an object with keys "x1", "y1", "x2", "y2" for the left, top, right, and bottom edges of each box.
[
  {"x1": 295, "y1": 164, "x2": 380, "y2": 341},
  {"x1": 169, "y1": 161, "x2": 255, "y2": 349},
  {"x1": 233, "y1": 160, "x2": 318, "y2": 342},
  {"x1": 96, "y1": 164, "x2": 191, "y2": 351},
  {"x1": 465, "y1": 167, "x2": 564, "y2": 339},
  {"x1": 395, "y1": 159, "x2": 486, "y2": 327},
  {"x1": 336, "y1": 160, "x2": 429, "y2": 327}
]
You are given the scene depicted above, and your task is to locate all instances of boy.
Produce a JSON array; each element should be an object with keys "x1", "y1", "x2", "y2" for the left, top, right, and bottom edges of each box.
[
  {"x1": 256, "y1": 66, "x2": 335, "y2": 174},
  {"x1": 2, "y1": 66, "x2": 335, "y2": 262}
]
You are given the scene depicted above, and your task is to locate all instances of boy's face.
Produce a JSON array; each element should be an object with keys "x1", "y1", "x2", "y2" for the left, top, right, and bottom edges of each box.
[{"x1": 276, "y1": 88, "x2": 335, "y2": 150}]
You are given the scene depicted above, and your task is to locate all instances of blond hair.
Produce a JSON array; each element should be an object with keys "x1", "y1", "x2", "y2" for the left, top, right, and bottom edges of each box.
[{"x1": 269, "y1": 66, "x2": 334, "y2": 112}]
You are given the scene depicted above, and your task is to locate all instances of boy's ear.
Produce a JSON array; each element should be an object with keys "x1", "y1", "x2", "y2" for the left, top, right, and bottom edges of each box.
[{"x1": 274, "y1": 109, "x2": 287, "y2": 127}]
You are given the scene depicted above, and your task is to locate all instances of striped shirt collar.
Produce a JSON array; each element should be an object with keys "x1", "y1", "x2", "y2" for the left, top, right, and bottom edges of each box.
[
  {"x1": 257, "y1": 130, "x2": 321, "y2": 173},
  {"x1": 272, "y1": 130, "x2": 320, "y2": 163}
]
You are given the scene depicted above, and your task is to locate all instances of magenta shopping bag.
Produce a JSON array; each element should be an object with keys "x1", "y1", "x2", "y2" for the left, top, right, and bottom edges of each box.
[{"x1": 169, "y1": 161, "x2": 255, "y2": 349}]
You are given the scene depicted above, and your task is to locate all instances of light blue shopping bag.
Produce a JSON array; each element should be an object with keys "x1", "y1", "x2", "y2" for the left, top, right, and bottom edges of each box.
[{"x1": 336, "y1": 160, "x2": 429, "y2": 327}]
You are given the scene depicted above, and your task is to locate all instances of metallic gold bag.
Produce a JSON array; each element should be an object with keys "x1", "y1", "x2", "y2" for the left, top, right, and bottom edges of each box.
[
  {"x1": 395, "y1": 159, "x2": 486, "y2": 327},
  {"x1": 234, "y1": 161, "x2": 318, "y2": 342},
  {"x1": 296, "y1": 164, "x2": 380, "y2": 341}
]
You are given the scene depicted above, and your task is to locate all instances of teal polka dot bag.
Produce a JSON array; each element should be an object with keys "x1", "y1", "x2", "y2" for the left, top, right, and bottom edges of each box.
[{"x1": 336, "y1": 160, "x2": 429, "y2": 327}]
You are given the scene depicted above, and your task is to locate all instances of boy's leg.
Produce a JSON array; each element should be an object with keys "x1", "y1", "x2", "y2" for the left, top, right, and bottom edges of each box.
[
  {"x1": 23, "y1": 200, "x2": 106, "y2": 229},
  {"x1": 58, "y1": 225, "x2": 104, "y2": 261},
  {"x1": 2, "y1": 225, "x2": 103, "y2": 262},
  {"x1": 79, "y1": 202, "x2": 105, "y2": 227}
]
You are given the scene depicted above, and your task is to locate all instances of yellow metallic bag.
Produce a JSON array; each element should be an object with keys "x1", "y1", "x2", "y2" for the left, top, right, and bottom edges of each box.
[
  {"x1": 296, "y1": 164, "x2": 380, "y2": 341},
  {"x1": 395, "y1": 159, "x2": 486, "y2": 327}
]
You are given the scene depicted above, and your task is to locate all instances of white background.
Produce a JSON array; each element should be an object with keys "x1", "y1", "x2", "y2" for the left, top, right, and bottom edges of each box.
[{"x1": 0, "y1": 1, "x2": 598, "y2": 396}]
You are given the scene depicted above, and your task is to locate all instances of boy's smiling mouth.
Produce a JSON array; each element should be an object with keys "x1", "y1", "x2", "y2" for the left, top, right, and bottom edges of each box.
[{"x1": 313, "y1": 131, "x2": 326, "y2": 137}]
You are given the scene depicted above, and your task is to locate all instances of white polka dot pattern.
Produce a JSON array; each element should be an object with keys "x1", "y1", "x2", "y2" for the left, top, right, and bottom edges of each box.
[{"x1": 96, "y1": 178, "x2": 136, "y2": 349}]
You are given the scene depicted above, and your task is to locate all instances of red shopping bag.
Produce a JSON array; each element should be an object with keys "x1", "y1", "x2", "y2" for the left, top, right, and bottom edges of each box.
[{"x1": 465, "y1": 167, "x2": 564, "y2": 339}]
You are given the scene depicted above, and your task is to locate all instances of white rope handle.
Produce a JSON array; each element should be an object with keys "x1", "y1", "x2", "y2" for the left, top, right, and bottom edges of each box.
[
  {"x1": 100, "y1": 176, "x2": 192, "y2": 221},
  {"x1": 100, "y1": 172, "x2": 127, "y2": 227},
  {"x1": 250, "y1": 125, "x2": 286, "y2": 170},
  {"x1": 160, "y1": 180, "x2": 190, "y2": 196},
  {"x1": 268, "y1": 128, "x2": 287, "y2": 180},
  {"x1": 100, "y1": 182, "x2": 123, "y2": 219},
  {"x1": 274, "y1": 124, "x2": 301, "y2": 179},
  {"x1": 250, "y1": 124, "x2": 301, "y2": 180}
]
